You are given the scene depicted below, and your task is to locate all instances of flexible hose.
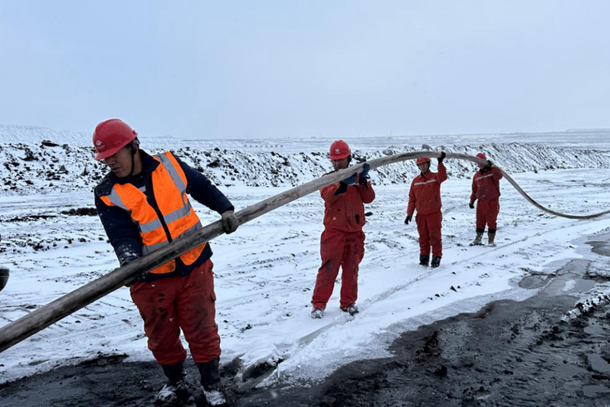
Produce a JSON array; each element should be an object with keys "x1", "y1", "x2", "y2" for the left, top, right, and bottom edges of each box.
[{"x1": 429, "y1": 152, "x2": 610, "y2": 220}]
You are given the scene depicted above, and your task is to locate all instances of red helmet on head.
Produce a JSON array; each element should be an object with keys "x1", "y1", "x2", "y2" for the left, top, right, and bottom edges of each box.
[
  {"x1": 416, "y1": 157, "x2": 431, "y2": 165},
  {"x1": 93, "y1": 119, "x2": 138, "y2": 161},
  {"x1": 329, "y1": 140, "x2": 351, "y2": 160},
  {"x1": 476, "y1": 152, "x2": 487, "y2": 160}
]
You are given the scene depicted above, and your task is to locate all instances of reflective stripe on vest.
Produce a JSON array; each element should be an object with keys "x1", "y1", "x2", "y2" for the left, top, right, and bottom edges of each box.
[{"x1": 100, "y1": 151, "x2": 205, "y2": 274}]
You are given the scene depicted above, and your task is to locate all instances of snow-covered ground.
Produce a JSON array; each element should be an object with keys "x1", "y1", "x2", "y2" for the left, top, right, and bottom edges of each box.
[{"x1": 2, "y1": 129, "x2": 610, "y2": 388}]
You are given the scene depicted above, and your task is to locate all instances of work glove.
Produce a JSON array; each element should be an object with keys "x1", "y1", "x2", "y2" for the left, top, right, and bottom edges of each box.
[
  {"x1": 358, "y1": 163, "x2": 370, "y2": 185},
  {"x1": 485, "y1": 160, "x2": 493, "y2": 170},
  {"x1": 343, "y1": 172, "x2": 358, "y2": 186},
  {"x1": 469, "y1": 201, "x2": 475, "y2": 209},
  {"x1": 126, "y1": 269, "x2": 150, "y2": 287},
  {"x1": 221, "y1": 210, "x2": 239, "y2": 234},
  {"x1": 119, "y1": 255, "x2": 148, "y2": 287},
  {"x1": 404, "y1": 214, "x2": 413, "y2": 225},
  {"x1": 437, "y1": 152, "x2": 446, "y2": 164}
]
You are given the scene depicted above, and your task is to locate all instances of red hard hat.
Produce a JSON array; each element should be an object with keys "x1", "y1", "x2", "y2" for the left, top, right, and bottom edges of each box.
[
  {"x1": 476, "y1": 152, "x2": 487, "y2": 160},
  {"x1": 416, "y1": 157, "x2": 431, "y2": 165},
  {"x1": 329, "y1": 140, "x2": 351, "y2": 160},
  {"x1": 93, "y1": 119, "x2": 138, "y2": 161}
]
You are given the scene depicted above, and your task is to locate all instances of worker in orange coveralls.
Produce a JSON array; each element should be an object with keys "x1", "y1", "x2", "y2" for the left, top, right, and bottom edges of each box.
[
  {"x1": 469, "y1": 152, "x2": 503, "y2": 246},
  {"x1": 311, "y1": 140, "x2": 375, "y2": 319},
  {"x1": 405, "y1": 152, "x2": 447, "y2": 268}
]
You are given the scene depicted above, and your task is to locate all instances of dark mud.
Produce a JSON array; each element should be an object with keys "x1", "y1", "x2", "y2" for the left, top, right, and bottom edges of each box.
[
  {"x1": 237, "y1": 292, "x2": 610, "y2": 407},
  {"x1": 3, "y1": 264, "x2": 610, "y2": 406},
  {"x1": 4, "y1": 289, "x2": 610, "y2": 407},
  {"x1": 0, "y1": 354, "x2": 228, "y2": 407}
]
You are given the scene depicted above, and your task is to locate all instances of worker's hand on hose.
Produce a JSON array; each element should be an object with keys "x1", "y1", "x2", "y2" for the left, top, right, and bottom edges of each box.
[
  {"x1": 358, "y1": 163, "x2": 370, "y2": 185},
  {"x1": 119, "y1": 255, "x2": 149, "y2": 287},
  {"x1": 126, "y1": 270, "x2": 150, "y2": 287},
  {"x1": 437, "y1": 152, "x2": 446, "y2": 164},
  {"x1": 404, "y1": 214, "x2": 413, "y2": 225},
  {"x1": 469, "y1": 201, "x2": 475, "y2": 209},
  {"x1": 486, "y1": 160, "x2": 493, "y2": 169},
  {"x1": 343, "y1": 173, "x2": 358, "y2": 186},
  {"x1": 221, "y1": 210, "x2": 239, "y2": 234}
]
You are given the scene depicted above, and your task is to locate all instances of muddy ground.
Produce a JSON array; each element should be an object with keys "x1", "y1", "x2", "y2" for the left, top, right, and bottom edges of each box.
[
  {"x1": 3, "y1": 277, "x2": 610, "y2": 407},
  {"x1": 3, "y1": 244, "x2": 610, "y2": 407}
]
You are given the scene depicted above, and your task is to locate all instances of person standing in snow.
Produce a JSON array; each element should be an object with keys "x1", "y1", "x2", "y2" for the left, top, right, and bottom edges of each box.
[
  {"x1": 311, "y1": 140, "x2": 375, "y2": 319},
  {"x1": 92, "y1": 119, "x2": 237, "y2": 407},
  {"x1": 469, "y1": 152, "x2": 502, "y2": 246},
  {"x1": 405, "y1": 153, "x2": 447, "y2": 268}
]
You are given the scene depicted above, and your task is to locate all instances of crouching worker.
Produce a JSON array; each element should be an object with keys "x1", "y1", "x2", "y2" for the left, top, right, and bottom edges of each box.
[
  {"x1": 469, "y1": 152, "x2": 502, "y2": 246},
  {"x1": 405, "y1": 152, "x2": 447, "y2": 268},
  {"x1": 93, "y1": 119, "x2": 238, "y2": 406},
  {"x1": 311, "y1": 140, "x2": 375, "y2": 319}
]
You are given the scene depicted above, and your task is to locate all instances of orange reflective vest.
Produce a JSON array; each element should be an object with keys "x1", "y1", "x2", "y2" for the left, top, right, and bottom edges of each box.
[{"x1": 100, "y1": 152, "x2": 205, "y2": 274}]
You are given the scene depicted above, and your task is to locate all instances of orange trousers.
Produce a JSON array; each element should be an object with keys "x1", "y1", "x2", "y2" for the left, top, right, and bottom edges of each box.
[
  {"x1": 312, "y1": 229, "x2": 365, "y2": 310},
  {"x1": 130, "y1": 259, "x2": 220, "y2": 366},
  {"x1": 416, "y1": 212, "x2": 443, "y2": 257},
  {"x1": 476, "y1": 200, "x2": 500, "y2": 232}
]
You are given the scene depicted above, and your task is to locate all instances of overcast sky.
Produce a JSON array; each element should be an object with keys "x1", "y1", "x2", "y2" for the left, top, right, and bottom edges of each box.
[{"x1": 1, "y1": 1, "x2": 609, "y2": 139}]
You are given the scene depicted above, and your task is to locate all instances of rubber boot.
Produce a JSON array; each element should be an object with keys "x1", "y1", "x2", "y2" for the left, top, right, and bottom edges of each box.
[
  {"x1": 162, "y1": 362, "x2": 185, "y2": 385},
  {"x1": 341, "y1": 304, "x2": 359, "y2": 316},
  {"x1": 197, "y1": 358, "x2": 227, "y2": 407},
  {"x1": 311, "y1": 308, "x2": 324, "y2": 319},
  {"x1": 431, "y1": 256, "x2": 442, "y2": 268},
  {"x1": 488, "y1": 231, "x2": 496, "y2": 246},
  {"x1": 157, "y1": 363, "x2": 190, "y2": 405},
  {"x1": 419, "y1": 254, "x2": 430, "y2": 267},
  {"x1": 470, "y1": 233, "x2": 484, "y2": 246}
]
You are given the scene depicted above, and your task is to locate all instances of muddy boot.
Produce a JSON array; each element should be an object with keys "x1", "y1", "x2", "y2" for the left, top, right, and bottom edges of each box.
[
  {"x1": 419, "y1": 254, "x2": 430, "y2": 267},
  {"x1": 198, "y1": 358, "x2": 227, "y2": 407},
  {"x1": 470, "y1": 233, "x2": 484, "y2": 246},
  {"x1": 488, "y1": 230, "x2": 496, "y2": 247},
  {"x1": 156, "y1": 363, "x2": 192, "y2": 405},
  {"x1": 311, "y1": 307, "x2": 324, "y2": 319},
  {"x1": 341, "y1": 304, "x2": 359, "y2": 316},
  {"x1": 431, "y1": 256, "x2": 442, "y2": 268}
]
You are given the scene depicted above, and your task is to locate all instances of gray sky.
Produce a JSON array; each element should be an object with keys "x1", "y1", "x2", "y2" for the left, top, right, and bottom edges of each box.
[{"x1": 1, "y1": 1, "x2": 609, "y2": 139}]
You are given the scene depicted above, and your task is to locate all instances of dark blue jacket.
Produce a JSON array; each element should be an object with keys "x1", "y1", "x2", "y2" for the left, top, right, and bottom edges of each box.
[{"x1": 94, "y1": 150, "x2": 234, "y2": 281}]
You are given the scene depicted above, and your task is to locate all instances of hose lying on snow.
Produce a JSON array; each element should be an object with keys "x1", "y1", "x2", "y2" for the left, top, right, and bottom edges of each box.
[{"x1": 0, "y1": 151, "x2": 608, "y2": 353}]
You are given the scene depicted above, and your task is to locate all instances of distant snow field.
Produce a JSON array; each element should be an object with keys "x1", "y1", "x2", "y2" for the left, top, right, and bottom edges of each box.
[{"x1": 2, "y1": 127, "x2": 610, "y2": 387}]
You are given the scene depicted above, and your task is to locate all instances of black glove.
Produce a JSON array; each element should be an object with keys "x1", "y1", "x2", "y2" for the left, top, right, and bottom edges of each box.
[
  {"x1": 469, "y1": 201, "x2": 475, "y2": 209},
  {"x1": 437, "y1": 152, "x2": 446, "y2": 164},
  {"x1": 404, "y1": 214, "x2": 413, "y2": 225},
  {"x1": 358, "y1": 163, "x2": 370, "y2": 185},
  {"x1": 221, "y1": 210, "x2": 239, "y2": 234},
  {"x1": 334, "y1": 181, "x2": 348, "y2": 195}
]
